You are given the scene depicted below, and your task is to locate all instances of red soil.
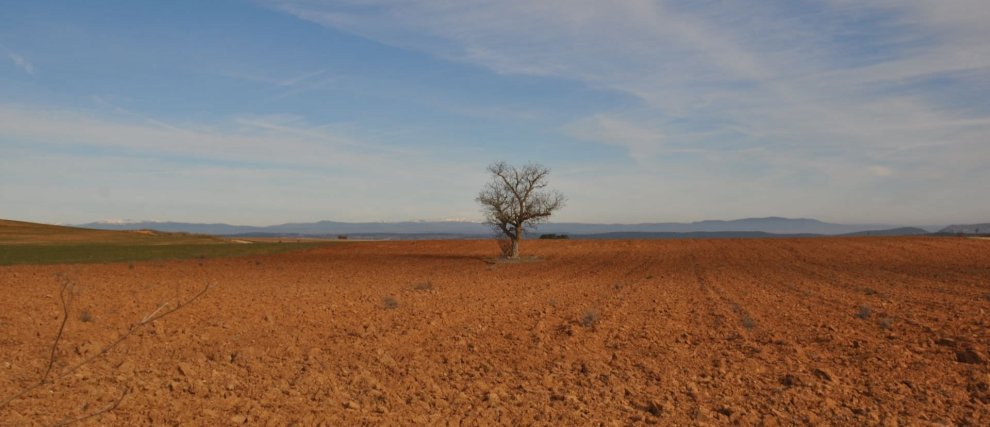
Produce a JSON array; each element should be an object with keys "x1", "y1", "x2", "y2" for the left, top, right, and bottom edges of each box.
[{"x1": 1, "y1": 238, "x2": 989, "y2": 425}]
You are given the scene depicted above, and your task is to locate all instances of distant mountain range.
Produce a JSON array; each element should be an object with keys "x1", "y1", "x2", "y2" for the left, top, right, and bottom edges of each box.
[
  {"x1": 935, "y1": 223, "x2": 990, "y2": 235},
  {"x1": 75, "y1": 217, "x2": 962, "y2": 239}
]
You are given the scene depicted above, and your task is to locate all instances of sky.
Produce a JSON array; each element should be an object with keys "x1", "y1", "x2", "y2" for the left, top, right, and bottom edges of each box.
[{"x1": 1, "y1": 0, "x2": 988, "y2": 226}]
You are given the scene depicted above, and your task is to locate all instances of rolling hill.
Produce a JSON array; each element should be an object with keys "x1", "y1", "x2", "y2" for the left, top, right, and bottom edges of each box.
[
  {"x1": 936, "y1": 223, "x2": 990, "y2": 235},
  {"x1": 0, "y1": 219, "x2": 333, "y2": 265},
  {"x1": 0, "y1": 219, "x2": 223, "y2": 245}
]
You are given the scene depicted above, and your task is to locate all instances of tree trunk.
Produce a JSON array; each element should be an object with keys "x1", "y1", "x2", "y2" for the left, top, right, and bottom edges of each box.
[{"x1": 512, "y1": 225, "x2": 525, "y2": 258}]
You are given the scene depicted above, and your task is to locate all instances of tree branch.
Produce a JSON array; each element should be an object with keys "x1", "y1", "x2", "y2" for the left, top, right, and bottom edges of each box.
[
  {"x1": 0, "y1": 275, "x2": 75, "y2": 409},
  {"x1": 51, "y1": 386, "x2": 128, "y2": 427},
  {"x1": 0, "y1": 282, "x2": 213, "y2": 410}
]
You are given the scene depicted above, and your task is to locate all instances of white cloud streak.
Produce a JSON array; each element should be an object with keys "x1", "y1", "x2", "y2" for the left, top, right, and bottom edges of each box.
[
  {"x1": 0, "y1": 104, "x2": 393, "y2": 169},
  {"x1": 0, "y1": 103, "x2": 490, "y2": 224},
  {"x1": 264, "y1": 0, "x2": 990, "y2": 223},
  {"x1": 0, "y1": 41, "x2": 35, "y2": 75},
  {"x1": 277, "y1": 69, "x2": 328, "y2": 86},
  {"x1": 269, "y1": 1, "x2": 989, "y2": 150}
]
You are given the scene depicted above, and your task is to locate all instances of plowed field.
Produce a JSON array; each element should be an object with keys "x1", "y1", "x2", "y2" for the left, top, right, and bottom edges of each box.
[{"x1": 1, "y1": 238, "x2": 989, "y2": 425}]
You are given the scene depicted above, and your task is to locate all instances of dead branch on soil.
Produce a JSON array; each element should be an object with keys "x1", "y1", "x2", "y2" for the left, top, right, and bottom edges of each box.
[
  {"x1": 59, "y1": 282, "x2": 212, "y2": 379},
  {"x1": 44, "y1": 275, "x2": 75, "y2": 384},
  {"x1": 0, "y1": 274, "x2": 76, "y2": 409},
  {"x1": 0, "y1": 280, "x2": 213, "y2": 412},
  {"x1": 50, "y1": 386, "x2": 129, "y2": 427}
]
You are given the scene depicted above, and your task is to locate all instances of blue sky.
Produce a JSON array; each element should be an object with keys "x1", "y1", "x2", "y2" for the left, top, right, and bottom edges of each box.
[{"x1": 1, "y1": 0, "x2": 988, "y2": 226}]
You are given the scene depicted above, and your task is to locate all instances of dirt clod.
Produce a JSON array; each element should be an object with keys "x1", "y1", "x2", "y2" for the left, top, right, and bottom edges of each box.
[
  {"x1": 780, "y1": 374, "x2": 803, "y2": 387},
  {"x1": 177, "y1": 362, "x2": 195, "y2": 376},
  {"x1": 956, "y1": 347, "x2": 986, "y2": 364},
  {"x1": 645, "y1": 401, "x2": 663, "y2": 416},
  {"x1": 812, "y1": 368, "x2": 834, "y2": 382}
]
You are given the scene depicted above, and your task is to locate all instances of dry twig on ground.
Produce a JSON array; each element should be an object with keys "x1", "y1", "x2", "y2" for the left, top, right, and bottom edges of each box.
[
  {"x1": 1, "y1": 274, "x2": 75, "y2": 409},
  {"x1": 51, "y1": 386, "x2": 129, "y2": 427},
  {"x1": 0, "y1": 277, "x2": 213, "y2": 424}
]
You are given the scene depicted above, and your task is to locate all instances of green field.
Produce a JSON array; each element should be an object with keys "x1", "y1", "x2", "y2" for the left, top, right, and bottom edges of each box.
[
  {"x1": 0, "y1": 242, "x2": 330, "y2": 266},
  {"x1": 0, "y1": 219, "x2": 333, "y2": 265}
]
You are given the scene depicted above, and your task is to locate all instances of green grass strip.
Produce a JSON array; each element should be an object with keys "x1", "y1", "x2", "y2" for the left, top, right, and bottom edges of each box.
[{"x1": 0, "y1": 242, "x2": 330, "y2": 266}]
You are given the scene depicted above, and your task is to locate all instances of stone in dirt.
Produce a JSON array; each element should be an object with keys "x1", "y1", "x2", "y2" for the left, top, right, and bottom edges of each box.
[
  {"x1": 644, "y1": 401, "x2": 663, "y2": 416},
  {"x1": 812, "y1": 368, "x2": 834, "y2": 382},
  {"x1": 955, "y1": 347, "x2": 985, "y2": 364},
  {"x1": 779, "y1": 374, "x2": 803, "y2": 387},
  {"x1": 176, "y1": 362, "x2": 195, "y2": 377}
]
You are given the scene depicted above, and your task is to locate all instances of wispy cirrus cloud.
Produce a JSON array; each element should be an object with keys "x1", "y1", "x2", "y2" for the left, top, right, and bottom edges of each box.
[
  {"x1": 264, "y1": 0, "x2": 990, "y2": 224},
  {"x1": 0, "y1": 104, "x2": 410, "y2": 169},
  {"x1": 0, "y1": 102, "x2": 488, "y2": 224},
  {"x1": 0, "y1": 41, "x2": 35, "y2": 75},
  {"x1": 255, "y1": 0, "x2": 990, "y2": 224},
  {"x1": 277, "y1": 69, "x2": 328, "y2": 87},
  {"x1": 268, "y1": 1, "x2": 990, "y2": 163},
  {"x1": 2, "y1": 1, "x2": 986, "y2": 225},
  {"x1": 563, "y1": 114, "x2": 667, "y2": 163}
]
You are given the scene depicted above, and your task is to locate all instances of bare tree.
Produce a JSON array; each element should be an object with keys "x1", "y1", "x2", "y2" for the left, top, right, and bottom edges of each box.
[{"x1": 477, "y1": 161, "x2": 565, "y2": 258}]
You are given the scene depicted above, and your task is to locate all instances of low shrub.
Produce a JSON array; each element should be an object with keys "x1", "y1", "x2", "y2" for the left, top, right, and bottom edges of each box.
[
  {"x1": 580, "y1": 310, "x2": 600, "y2": 328},
  {"x1": 382, "y1": 296, "x2": 399, "y2": 310},
  {"x1": 856, "y1": 305, "x2": 871, "y2": 320}
]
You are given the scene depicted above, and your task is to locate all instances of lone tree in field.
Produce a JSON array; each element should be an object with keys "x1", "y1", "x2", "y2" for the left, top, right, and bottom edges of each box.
[{"x1": 477, "y1": 161, "x2": 565, "y2": 258}]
